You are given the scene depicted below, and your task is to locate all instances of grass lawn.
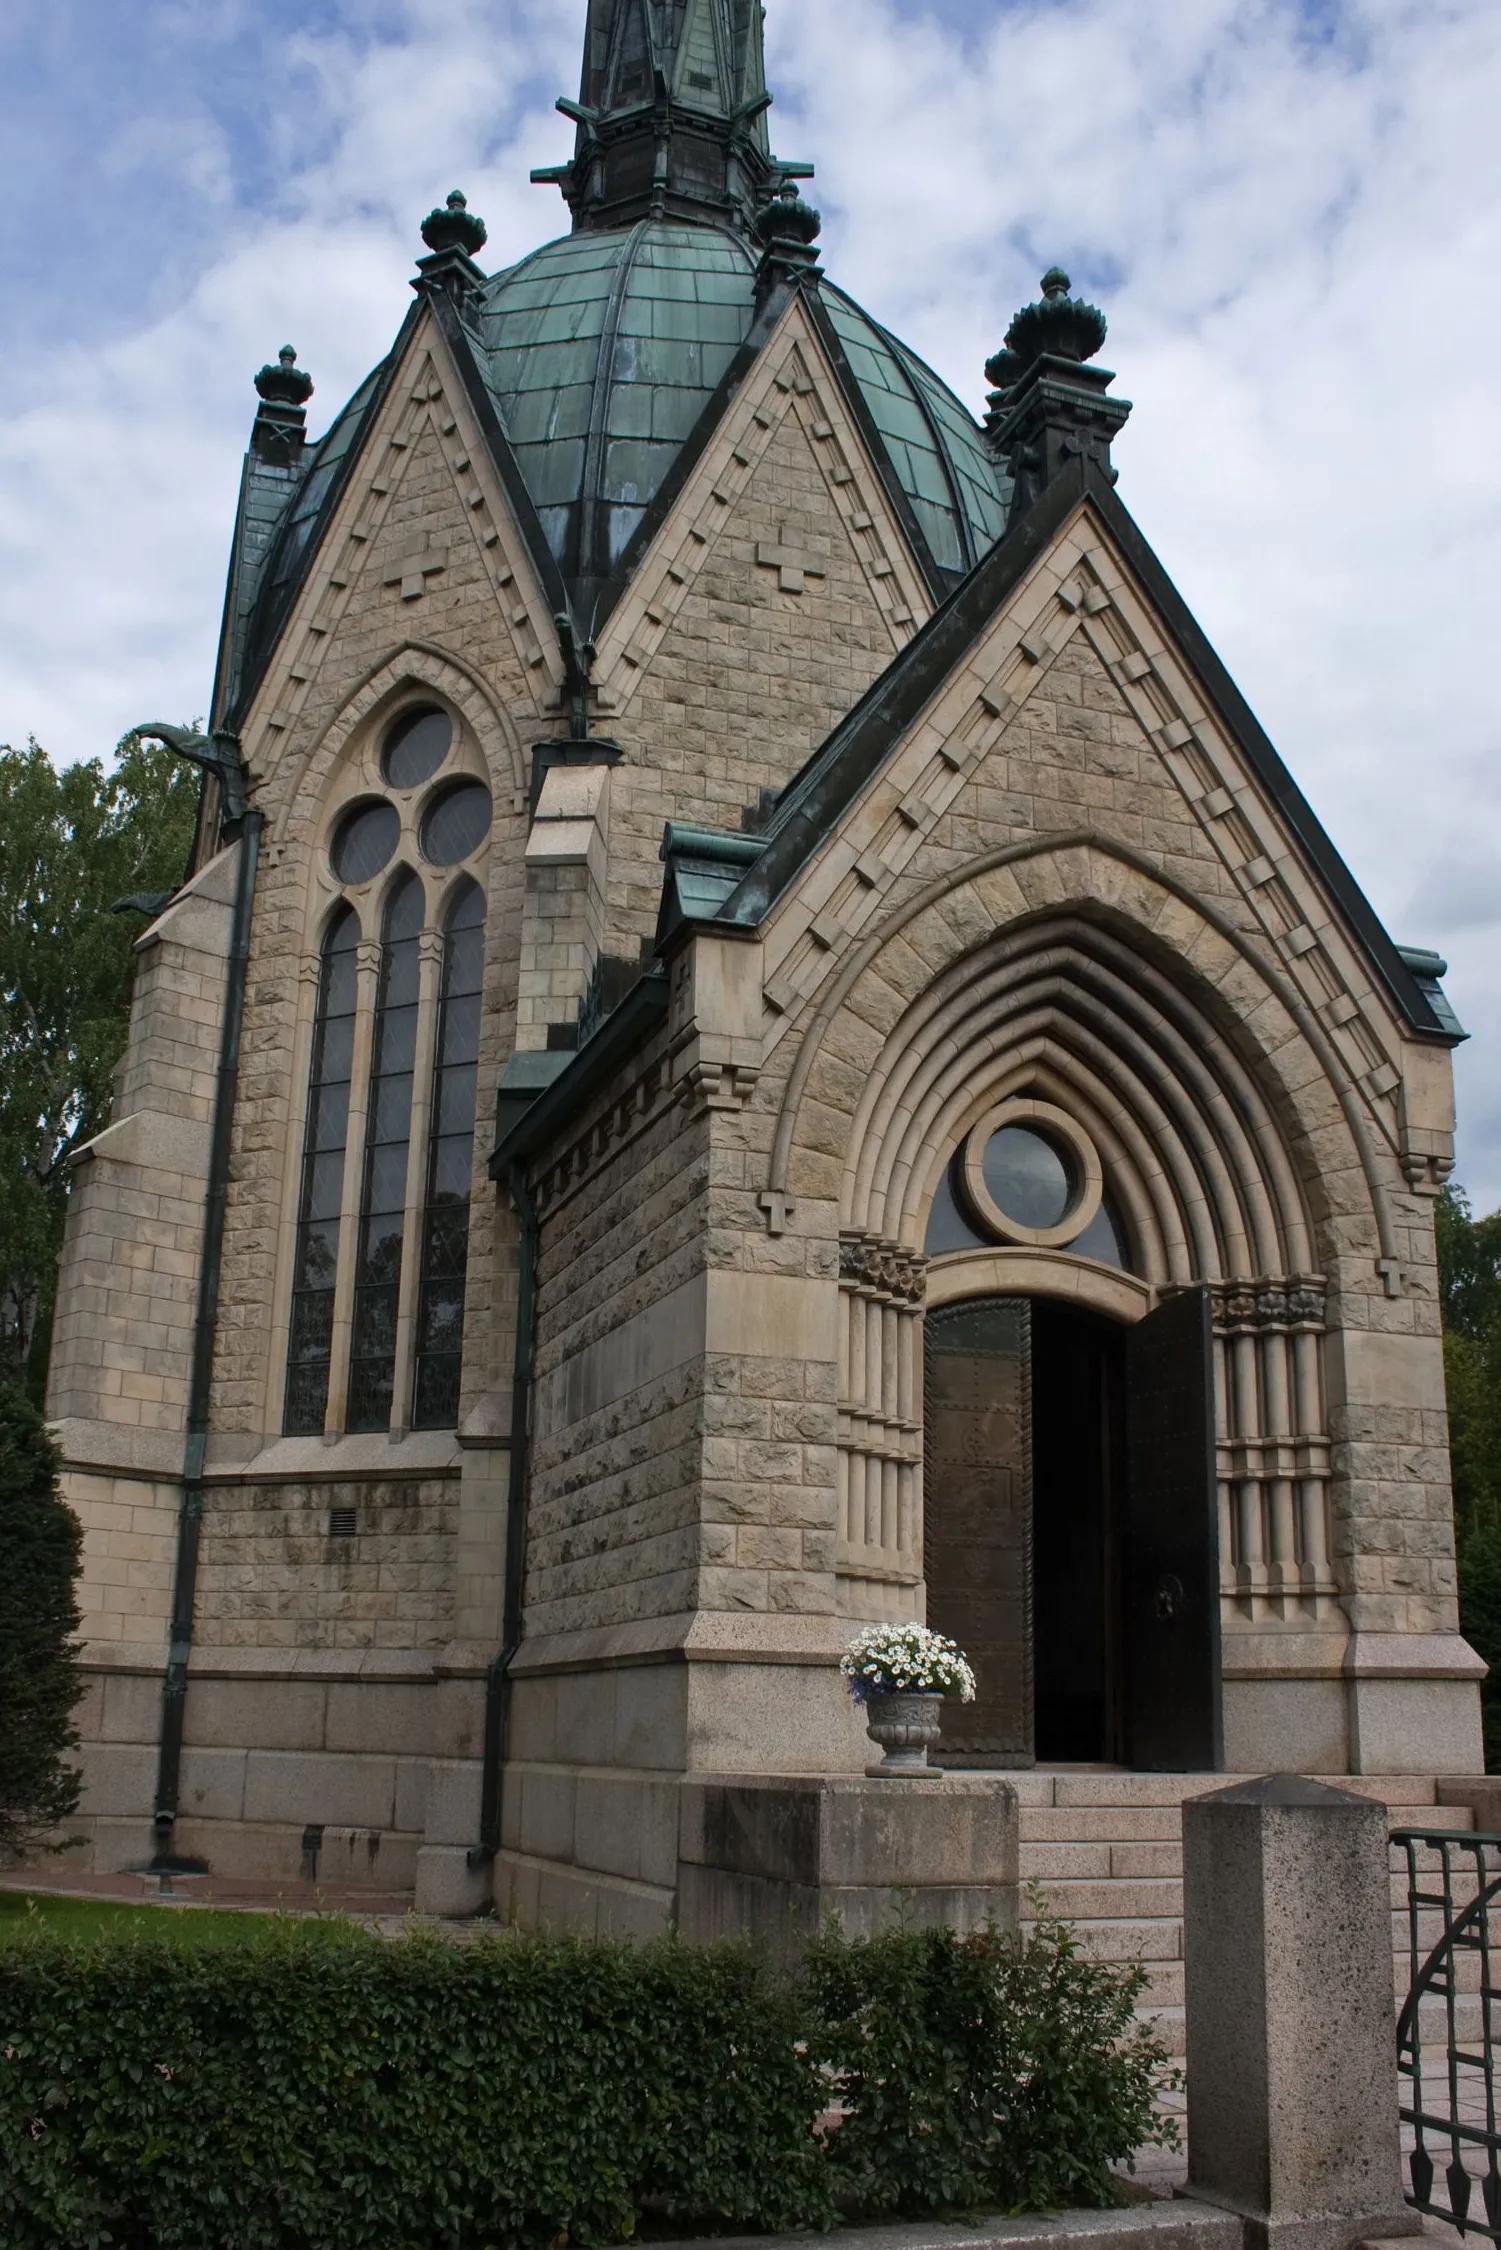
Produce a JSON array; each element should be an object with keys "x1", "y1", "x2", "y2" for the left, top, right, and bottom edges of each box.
[{"x1": 0, "y1": 1889, "x2": 295, "y2": 1947}]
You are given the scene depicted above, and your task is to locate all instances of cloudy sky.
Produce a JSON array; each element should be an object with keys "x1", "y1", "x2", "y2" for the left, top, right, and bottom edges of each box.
[{"x1": 3, "y1": 0, "x2": 1500, "y2": 1199}]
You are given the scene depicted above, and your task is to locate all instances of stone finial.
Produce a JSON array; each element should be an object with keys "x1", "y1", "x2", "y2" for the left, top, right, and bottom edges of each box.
[
  {"x1": 421, "y1": 189, "x2": 488, "y2": 259},
  {"x1": 253, "y1": 345, "x2": 314, "y2": 408},
  {"x1": 755, "y1": 180, "x2": 821, "y2": 251},
  {"x1": 986, "y1": 266, "x2": 1108, "y2": 404},
  {"x1": 414, "y1": 191, "x2": 490, "y2": 313},
  {"x1": 754, "y1": 180, "x2": 822, "y2": 295},
  {"x1": 984, "y1": 263, "x2": 1130, "y2": 520},
  {"x1": 251, "y1": 346, "x2": 313, "y2": 465}
]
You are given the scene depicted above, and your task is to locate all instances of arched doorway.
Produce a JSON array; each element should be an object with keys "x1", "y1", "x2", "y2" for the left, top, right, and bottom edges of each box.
[
  {"x1": 813, "y1": 885, "x2": 1343, "y2": 1773},
  {"x1": 925, "y1": 1286, "x2": 1220, "y2": 1771}
]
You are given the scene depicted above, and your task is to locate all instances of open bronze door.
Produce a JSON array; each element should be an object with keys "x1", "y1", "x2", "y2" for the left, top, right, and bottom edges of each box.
[
  {"x1": 1123, "y1": 1286, "x2": 1222, "y2": 1770},
  {"x1": 924, "y1": 1299, "x2": 1034, "y2": 1766}
]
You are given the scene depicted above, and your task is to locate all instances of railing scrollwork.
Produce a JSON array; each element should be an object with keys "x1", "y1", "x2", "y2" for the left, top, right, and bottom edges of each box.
[{"x1": 1394, "y1": 1827, "x2": 1501, "y2": 2239}]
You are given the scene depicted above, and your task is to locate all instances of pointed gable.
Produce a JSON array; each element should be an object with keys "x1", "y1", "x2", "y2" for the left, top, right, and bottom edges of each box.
[{"x1": 713, "y1": 459, "x2": 1456, "y2": 1075}]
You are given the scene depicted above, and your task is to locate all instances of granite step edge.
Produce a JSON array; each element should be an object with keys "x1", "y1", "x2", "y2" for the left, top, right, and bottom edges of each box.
[{"x1": 648, "y1": 2196, "x2": 1245, "y2": 2250}]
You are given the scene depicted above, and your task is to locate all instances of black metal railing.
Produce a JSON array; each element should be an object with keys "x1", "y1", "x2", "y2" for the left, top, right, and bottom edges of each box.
[{"x1": 1393, "y1": 1827, "x2": 1501, "y2": 2238}]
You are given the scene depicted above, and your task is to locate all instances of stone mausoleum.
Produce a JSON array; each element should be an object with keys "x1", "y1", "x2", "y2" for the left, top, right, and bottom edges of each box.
[{"x1": 47, "y1": 0, "x2": 1484, "y2": 1922}]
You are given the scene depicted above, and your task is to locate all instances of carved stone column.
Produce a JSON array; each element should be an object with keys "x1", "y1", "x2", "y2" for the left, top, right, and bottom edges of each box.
[{"x1": 836, "y1": 1233, "x2": 926, "y2": 1622}]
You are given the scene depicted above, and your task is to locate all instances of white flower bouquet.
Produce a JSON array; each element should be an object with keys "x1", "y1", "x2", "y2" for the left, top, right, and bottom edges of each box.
[{"x1": 840, "y1": 1622, "x2": 977, "y2": 1705}]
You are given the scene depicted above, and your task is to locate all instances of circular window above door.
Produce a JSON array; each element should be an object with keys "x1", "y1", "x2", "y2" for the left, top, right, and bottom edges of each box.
[{"x1": 961, "y1": 1099, "x2": 1104, "y2": 1250}]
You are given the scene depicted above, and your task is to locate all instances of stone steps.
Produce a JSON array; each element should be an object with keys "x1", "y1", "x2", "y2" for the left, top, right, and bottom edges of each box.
[{"x1": 1014, "y1": 1770, "x2": 1480, "y2": 2039}]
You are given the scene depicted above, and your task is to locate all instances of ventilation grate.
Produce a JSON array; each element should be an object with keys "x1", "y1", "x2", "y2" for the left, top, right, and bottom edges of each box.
[{"x1": 329, "y1": 1507, "x2": 357, "y2": 1540}]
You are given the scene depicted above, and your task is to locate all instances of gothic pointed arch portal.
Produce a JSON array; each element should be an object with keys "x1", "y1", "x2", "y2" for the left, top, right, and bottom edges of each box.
[{"x1": 814, "y1": 867, "x2": 1351, "y2": 1770}]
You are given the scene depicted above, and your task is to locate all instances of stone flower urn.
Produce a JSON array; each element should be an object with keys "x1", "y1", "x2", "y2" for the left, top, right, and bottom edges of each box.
[{"x1": 864, "y1": 1690, "x2": 944, "y2": 1777}]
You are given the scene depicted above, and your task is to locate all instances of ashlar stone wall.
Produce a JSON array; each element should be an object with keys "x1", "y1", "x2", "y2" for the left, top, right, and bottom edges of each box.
[
  {"x1": 593, "y1": 308, "x2": 934, "y2": 961},
  {"x1": 524, "y1": 977, "x2": 842, "y2": 1648},
  {"x1": 48, "y1": 845, "x2": 243, "y2": 1653},
  {"x1": 195, "y1": 1474, "x2": 459, "y2": 1653}
]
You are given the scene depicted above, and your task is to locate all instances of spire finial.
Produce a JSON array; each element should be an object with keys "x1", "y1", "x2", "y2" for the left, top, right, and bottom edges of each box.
[
  {"x1": 984, "y1": 266, "x2": 1130, "y2": 521},
  {"x1": 985, "y1": 267, "x2": 1109, "y2": 399},
  {"x1": 753, "y1": 178, "x2": 822, "y2": 295},
  {"x1": 421, "y1": 189, "x2": 488, "y2": 259},
  {"x1": 250, "y1": 347, "x2": 314, "y2": 465},
  {"x1": 254, "y1": 345, "x2": 314, "y2": 408}
]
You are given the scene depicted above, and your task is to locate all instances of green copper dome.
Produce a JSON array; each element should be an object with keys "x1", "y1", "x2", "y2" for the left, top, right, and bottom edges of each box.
[
  {"x1": 474, "y1": 220, "x2": 1009, "y2": 604},
  {"x1": 221, "y1": 0, "x2": 1015, "y2": 711}
]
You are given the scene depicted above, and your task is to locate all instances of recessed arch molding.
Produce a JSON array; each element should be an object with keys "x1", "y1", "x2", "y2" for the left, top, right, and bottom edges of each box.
[{"x1": 788, "y1": 839, "x2": 1356, "y2": 1636}]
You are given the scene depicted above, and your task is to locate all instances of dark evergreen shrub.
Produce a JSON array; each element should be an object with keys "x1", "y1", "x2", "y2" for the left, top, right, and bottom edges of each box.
[{"x1": 0, "y1": 1387, "x2": 82, "y2": 1860}]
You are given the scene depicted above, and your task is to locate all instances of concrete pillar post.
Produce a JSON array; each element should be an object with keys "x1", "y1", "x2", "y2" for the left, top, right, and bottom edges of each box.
[{"x1": 1182, "y1": 1773, "x2": 1420, "y2": 2250}]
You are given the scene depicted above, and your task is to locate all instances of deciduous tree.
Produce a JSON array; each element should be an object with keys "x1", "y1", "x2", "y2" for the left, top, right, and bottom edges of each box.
[
  {"x1": 0, "y1": 736, "x2": 199, "y2": 1397},
  {"x1": 1436, "y1": 1186, "x2": 1501, "y2": 1767}
]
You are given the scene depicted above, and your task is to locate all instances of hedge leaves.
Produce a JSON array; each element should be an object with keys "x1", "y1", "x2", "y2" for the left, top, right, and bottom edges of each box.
[{"x1": 0, "y1": 1915, "x2": 1175, "y2": 2250}]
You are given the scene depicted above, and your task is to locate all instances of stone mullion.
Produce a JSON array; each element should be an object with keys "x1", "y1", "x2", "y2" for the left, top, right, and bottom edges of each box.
[
  {"x1": 389, "y1": 928, "x2": 444, "y2": 1439},
  {"x1": 324, "y1": 939, "x2": 382, "y2": 1437}
]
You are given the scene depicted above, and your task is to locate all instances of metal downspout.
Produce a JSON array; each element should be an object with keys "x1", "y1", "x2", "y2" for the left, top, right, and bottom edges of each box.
[
  {"x1": 469, "y1": 1164, "x2": 539, "y2": 1867},
  {"x1": 145, "y1": 739, "x2": 262, "y2": 1856}
]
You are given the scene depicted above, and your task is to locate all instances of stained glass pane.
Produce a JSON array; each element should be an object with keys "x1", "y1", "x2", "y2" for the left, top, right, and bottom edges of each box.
[
  {"x1": 284, "y1": 906, "x2": 359, "y2": 1434},
  {"x1": 346, "y1": 871, "x2": 422, "y2": 1432},
  {"x1": 981, "y1": 1125, "x2": 1074, "y2": 1232},
  {"x1": 1071, "y1": 1195, "x2": 1131, "y2": 1271},
  {"x1": 925, "y1": 1159, "x2": 986, "y2": 1256},
  {"x1": 330, "y1": 800, "x2": 399, "y2": 885},
  {"x1": 420, "y1": 783, "x2": 492, "y2": 866},
  {"x1": 382, "y1": 707, "x2": 452, "y2": 790},
  {"x1": 413, "y1": 881, "x2": 484, "y2": 1428}
]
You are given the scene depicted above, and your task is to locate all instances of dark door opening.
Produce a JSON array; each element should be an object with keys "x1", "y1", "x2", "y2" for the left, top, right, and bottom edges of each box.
[
  {"x1": 925, "y1": 1288, "x2": 1220, "y2": 1772},
  {"x1": 1032, "y1": 1298, "x2": 1124, "y2": 1764}
]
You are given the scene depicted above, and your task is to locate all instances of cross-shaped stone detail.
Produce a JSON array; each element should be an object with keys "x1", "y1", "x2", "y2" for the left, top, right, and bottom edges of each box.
[
  {"x1": 755, "y1": 528, "x2": 826, "y2": 595},
  {"x1": 383, "y1": 537, "x2": 447, "y2": 602}
]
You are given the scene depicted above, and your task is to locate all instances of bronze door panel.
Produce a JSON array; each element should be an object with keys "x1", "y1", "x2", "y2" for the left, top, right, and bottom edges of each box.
[
  {"x1": 1123, "y1": 1286, "x2": 1222, "y2": 1770},
  {"x1": 924, "y1": 1298, "x2": 1033, "y2": 1765}
]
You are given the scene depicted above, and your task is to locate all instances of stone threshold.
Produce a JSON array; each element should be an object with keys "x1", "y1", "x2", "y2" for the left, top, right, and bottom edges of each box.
[{"x1": 642, "y1": 2201, "x2": 1242, "y2": 2250}]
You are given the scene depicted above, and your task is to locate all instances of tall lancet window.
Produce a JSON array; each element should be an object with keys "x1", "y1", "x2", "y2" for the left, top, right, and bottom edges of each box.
[
  {"x1": 413, "y1": 880, "x2": 484, "y2": 1430},
  {"x1": 285, "y1": 905, "x2": 359, "y2": 1436},
  {"x1": 347, "y1": 872, "x2": 423, "y2": 1431},
  {"x1": 284, "y1": 696, "x2": 492, "y2": 1439}
]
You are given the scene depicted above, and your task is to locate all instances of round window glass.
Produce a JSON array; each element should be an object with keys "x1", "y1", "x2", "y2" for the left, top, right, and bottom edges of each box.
[
  {"x1": 330, "y1": 799, "x2": 399, "y2": 885},
  {"x1": 980, "y1": 1125, "x2": 1075, "y2": 1233},
  {"x1": 382, "y1": 706, "x2": 452, "y2": 790},
  {"x1": 421, "y1": 781, "x2": 492, "y2": 866}
]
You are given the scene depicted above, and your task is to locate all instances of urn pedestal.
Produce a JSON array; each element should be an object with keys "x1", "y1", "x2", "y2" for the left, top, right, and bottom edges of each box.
[{"x1": 864, "y1": 1690, "x2": 944, "y2": 1777}]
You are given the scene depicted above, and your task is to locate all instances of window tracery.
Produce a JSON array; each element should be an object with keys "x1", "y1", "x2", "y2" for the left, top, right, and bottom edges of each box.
[
  {"x1": 413, "y1": 880, "x2": 484, "y2": 1430},
  {"x1": 347, "y1": 871, "x2": 423, "y2": 1432},
  {"x1": 281, "y1": 699, "x2": 491, "y2": 1439},
  {"x1": 285, "y1": 905, "x2": 359, "y2": 1436}
]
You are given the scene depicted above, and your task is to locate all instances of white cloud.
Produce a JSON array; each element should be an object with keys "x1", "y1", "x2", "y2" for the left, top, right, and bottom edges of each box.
[{"x1": 4, "y1": 0, "x2": 1501, "y2": 1198}]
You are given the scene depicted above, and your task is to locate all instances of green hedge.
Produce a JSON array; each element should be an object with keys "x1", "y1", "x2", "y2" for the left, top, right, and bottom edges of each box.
[{"x1": 0, "y1": 1915, "x2": 1175, "y2": 2250}]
